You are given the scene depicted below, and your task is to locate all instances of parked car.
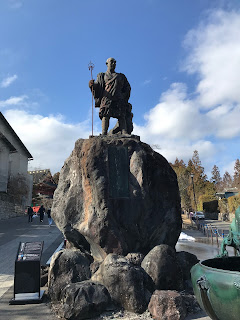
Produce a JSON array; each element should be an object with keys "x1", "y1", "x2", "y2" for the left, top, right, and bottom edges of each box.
[{"x1": 192, "y1": 211, "x2": 205, "y2": 220}]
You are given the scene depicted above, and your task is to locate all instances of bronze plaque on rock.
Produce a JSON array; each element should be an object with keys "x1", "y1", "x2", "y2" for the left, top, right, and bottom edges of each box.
[{"x1": 108, "y1": 146, "x2": 129, "y2": 198}]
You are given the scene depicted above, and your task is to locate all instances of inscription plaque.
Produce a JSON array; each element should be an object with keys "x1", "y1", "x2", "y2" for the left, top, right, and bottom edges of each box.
[{"x1": 108, "y1": 146, "x2": 129, "y2": 198}]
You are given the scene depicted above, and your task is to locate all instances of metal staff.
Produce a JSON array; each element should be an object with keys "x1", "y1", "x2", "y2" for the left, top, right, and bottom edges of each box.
[{"x1": 88, "y1": 61, "x2": 95, "y2": 136}]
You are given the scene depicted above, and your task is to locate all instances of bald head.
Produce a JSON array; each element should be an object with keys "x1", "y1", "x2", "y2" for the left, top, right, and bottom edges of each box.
[
  {"x1": 106, "y1": 57, "x2": 116, "y2": 65},
  {"x1": 106, "y1": 58, "x2": 116, "y2": 72}
]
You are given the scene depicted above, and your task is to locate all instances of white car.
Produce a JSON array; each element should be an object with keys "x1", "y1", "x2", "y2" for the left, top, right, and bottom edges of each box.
[{"x1": 192, "y1": 211, "x2": 205, "y2": 220}]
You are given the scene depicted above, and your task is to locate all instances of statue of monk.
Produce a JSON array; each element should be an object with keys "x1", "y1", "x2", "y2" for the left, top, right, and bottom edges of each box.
[{"x1": 89, "y1": 58, "x2": 133, "y2": 135}]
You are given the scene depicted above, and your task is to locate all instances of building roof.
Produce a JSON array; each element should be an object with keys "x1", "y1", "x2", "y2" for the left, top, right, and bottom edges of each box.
[
  {"x1": 224, "y1": 187, "x2": 239, "y2": 193},
  {"x1": 216, "y1": 188, "x2": 239, "y2": 199},
  {"x1": 0, "y1": 112, "x2": 33, "y2": 159},
  {"x1": 0, "y1": 132, "x2": 17, "y2": 152},
  {"x1": 28, "y1": 169, "x2": 57, "y2": 186}
]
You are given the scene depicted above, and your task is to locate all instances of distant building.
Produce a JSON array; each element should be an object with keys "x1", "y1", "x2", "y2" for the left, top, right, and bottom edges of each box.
[
  {"x1": 216, "y1": 187, "x2": 239, "y2": 199},
  {"x1": 0, "y1": 112, "x2": 33, "y2": 219},
  {"x1": 29, "y1": 169, "x2": 57, "y2": 205}
]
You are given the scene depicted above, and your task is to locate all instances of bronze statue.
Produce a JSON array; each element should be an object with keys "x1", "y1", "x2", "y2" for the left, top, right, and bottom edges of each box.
[{"x1": 89, "y1": 58, "x2": 133, "y2": 135}]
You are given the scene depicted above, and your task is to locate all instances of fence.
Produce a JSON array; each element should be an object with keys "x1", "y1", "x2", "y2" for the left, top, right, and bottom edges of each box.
[{"x1": 194, "y1": 219, "x2": 229, "y2": 249}]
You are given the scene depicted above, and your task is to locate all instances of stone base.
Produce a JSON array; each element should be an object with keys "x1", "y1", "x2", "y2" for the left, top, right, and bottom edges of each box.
[{"x1": 52, "y1": 136, "x2": 182, "y2": 261}]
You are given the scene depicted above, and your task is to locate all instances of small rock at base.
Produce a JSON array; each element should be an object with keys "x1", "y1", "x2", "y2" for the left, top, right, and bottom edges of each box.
[{"x1": 148, "y1": 290, "x2": 187, "y2": 320}]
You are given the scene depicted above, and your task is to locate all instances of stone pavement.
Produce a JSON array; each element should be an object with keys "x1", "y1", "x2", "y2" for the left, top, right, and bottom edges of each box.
[{"x1": 0, "y1": 214, "x2": 62, "y2": 319}]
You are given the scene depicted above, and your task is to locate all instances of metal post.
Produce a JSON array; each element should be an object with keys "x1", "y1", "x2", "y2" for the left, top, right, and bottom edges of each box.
[
  {"x1": 216, "y1": 229, "x2": 219, "y2": 248},
  {"x1": 211, "y1": 227, "x2": 213, "y2": 245},
  {"x1": 88, "y1": 61, "x2": 95, "y2": 137},
  {"x1": 190, "y1": 173, "x2": 197, "y2": 218}
]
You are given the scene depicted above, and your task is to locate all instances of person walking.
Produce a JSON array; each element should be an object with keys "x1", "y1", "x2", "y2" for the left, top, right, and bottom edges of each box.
[
  {"x1": 47, "y1": 208, "x2": 52, "y2": 226},
  {"x1": 27, "y1": 206, "x2": 33, "y2": 223},
  {"x1": 38, "y1": 205, "x2": 45, "y2": 222}
]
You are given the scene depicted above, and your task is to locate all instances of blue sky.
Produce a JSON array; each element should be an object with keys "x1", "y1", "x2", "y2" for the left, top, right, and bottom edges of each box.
[{"x1": 1, "y1": 0, "x2": 240, "y2": 178}]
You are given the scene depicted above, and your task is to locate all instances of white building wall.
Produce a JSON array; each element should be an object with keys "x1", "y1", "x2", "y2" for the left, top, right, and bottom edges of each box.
[
  {"x1": 26, "y1": 173, "x2": 33, "y2": 206},
  {"x1": 0, "y1": 141, "x2": 10, "y2": 192},
  {"x1": 9, "y1": 152, "x2": 28, "y2": 177},
  {"x1": 0, "y1": 114, "x2": 33, "y2": 213},
  {"x1": 0, "y1": 116, "x2": 30, "y2": 180}
]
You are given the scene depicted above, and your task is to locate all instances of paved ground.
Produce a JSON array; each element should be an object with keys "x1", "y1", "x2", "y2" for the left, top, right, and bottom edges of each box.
[
  {"x1": 0, "y1": 213, "x2": 230, "y2": 320},
  {"x1": 0, "y1": 214, "x2": 62, "y2": 319}
]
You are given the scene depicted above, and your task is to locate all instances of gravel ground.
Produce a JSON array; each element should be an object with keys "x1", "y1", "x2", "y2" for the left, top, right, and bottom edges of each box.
[{"x1": 91, "y1": 309, "x2": 153, "y2": 320}]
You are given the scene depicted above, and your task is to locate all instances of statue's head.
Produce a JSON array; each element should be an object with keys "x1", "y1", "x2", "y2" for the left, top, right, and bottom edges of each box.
[{"x1": 106, "y1": 57, "x2": 116, "y2": 71}]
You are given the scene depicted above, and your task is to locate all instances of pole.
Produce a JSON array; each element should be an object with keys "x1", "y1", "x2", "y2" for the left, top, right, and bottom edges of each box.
[
  {"x1": 88, "y1": 61, "x2": 95, "y2": 137},
  {"x1": 191, "y1": 175, "x2": 197, "y2": 213},
  {"x1": 191, "y1": 173, "x2": 198, "y2": 228},
  {"x1": 211, "y1": 227, "x2": 213, "y2": 245},
  {"x1": 216, "y1": 228, "x2": 219, "y2": 248}
]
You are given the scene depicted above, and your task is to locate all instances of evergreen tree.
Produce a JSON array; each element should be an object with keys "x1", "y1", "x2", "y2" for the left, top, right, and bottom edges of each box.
[
  {"x1": 210, "y1": 165, "x2": 222, "y2": 192},
  {"x1": 171, "y1": 159, "x2": 191, "y2": 211},
  {"x1": 233, "y1": 159, "x2": 240, "y2": 189},
  {"x1": 187, "y1": 159, "x2": 194, "y2": 174},
  {"x1": 198, "y1": 180, "x2": 217, "y2": 210},
  {"x1": 179, "y1": 159, "x2": 186, "y2": 167},
  {"x1": 191, "y1": 150, "x2": 207, "y2": 181},
  {"x1": 174, "y1": 158, "x2": 180, "y2": 167},
  {"x1": 188, "y1": 151, "x2": 207, "y2": 210},
  {"x1": 222, "y1": 171, "x2": 233, "y2": 189}
]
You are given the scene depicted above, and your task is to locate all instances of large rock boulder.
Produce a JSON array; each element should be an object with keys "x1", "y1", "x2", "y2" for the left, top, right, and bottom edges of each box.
[
  {"x1": 176, "y1": 251, "x2": 199, "y2": 281},
  {"x1": 48, "y1": 249, "x2": 92, "y2": 302},
  {"x1": 148, "y1": 290, "x2": 187, "y2": 320},
  {"x1": 91, "y1": 254, "x2": 154, "y2": 313},
  {"x1": 52, "y1": 136, "x2": 182, "y2": 261},
  {"x1": 141, "y1": 245, "x2": 184, "y2": 291},
  {"x1": 57, "y1": 281, "x2": 111, "y2": 320},
  {"x1": 176, "y1": 251, "x2": 199, "y2": 292}
]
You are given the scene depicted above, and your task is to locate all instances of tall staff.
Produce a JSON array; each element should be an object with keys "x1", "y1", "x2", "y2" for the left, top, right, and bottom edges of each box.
[{"x1": 88, "y1": 61, "x2": 95, "y2": 136}]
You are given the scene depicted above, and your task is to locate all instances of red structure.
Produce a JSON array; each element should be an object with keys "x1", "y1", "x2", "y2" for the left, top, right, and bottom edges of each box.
[{"x1": 28, "y1": 169, "x2": 57, "y2": 206}]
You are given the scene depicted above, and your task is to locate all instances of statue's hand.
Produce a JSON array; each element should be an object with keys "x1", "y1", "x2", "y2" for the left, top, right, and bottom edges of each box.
[{"x1": 89, "y1": 80, "x2": 94, "y2": 88}]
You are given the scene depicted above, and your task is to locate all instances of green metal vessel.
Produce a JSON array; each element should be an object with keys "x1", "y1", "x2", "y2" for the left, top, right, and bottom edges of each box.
[{"x1": 191, "y1": 256, "x2": 240, "y2": 320}]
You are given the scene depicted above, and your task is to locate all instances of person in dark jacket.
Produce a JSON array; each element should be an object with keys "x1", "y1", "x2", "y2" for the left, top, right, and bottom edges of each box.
[
  {"x1": 38, "y1": 205, "x2": 45, "y2": 222},
  {"x1": 27, "y1": 206, "x2": 33, "y2": 222},
  {"x1": 47, "y1": 208, "x2": 52, "y2": 226}
]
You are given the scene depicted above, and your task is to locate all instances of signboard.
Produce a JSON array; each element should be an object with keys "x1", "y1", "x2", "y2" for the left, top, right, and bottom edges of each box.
[
  {"x1": 16, "y1": 241, "x2": 43, "y2": 261},
  {"x1": 108, "y1": 146, "x2": 129, "y2": 198},
  {"x1": 10, "y1": 241, "x2": 44, "y2": 304}
]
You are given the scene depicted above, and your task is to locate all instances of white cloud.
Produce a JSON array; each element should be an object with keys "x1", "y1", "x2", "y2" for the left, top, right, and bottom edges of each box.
[
  {"x1": 4, "y1": 109, "x2": 91, "y2": 174},
  {"x1": 142, "y1": 79, "x2": 151, "y2": 86},
  {"x1": 206, "y1": 103, "x2": 240, "y2": 138},
  {"x1": 142, "y1": 83, "x2": 207, "y2": 140},
  {"x1": 1, "y1": 74, "x2": 18, "y2": 88},
  {"x1": 221, "y1": 160, "x2": 236, "y2": 176},
  {"x1": 0, "y1": 95, "x2": 28, "y2": 107},
  {"x1": 133, "y1": 9, "x2": 240, "y2": 176},
  {"x1": 183, "y1": 10, "x2": 240, "y2": 108}
]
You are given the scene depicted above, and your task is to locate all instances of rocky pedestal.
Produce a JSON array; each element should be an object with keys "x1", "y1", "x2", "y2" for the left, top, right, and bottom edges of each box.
[
  {"x1": 48, "y1": 135, "x2": 188, "y2": 318},
  {"x1": 51, "y1": 135, "x2": 182, "y2": 262}
]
